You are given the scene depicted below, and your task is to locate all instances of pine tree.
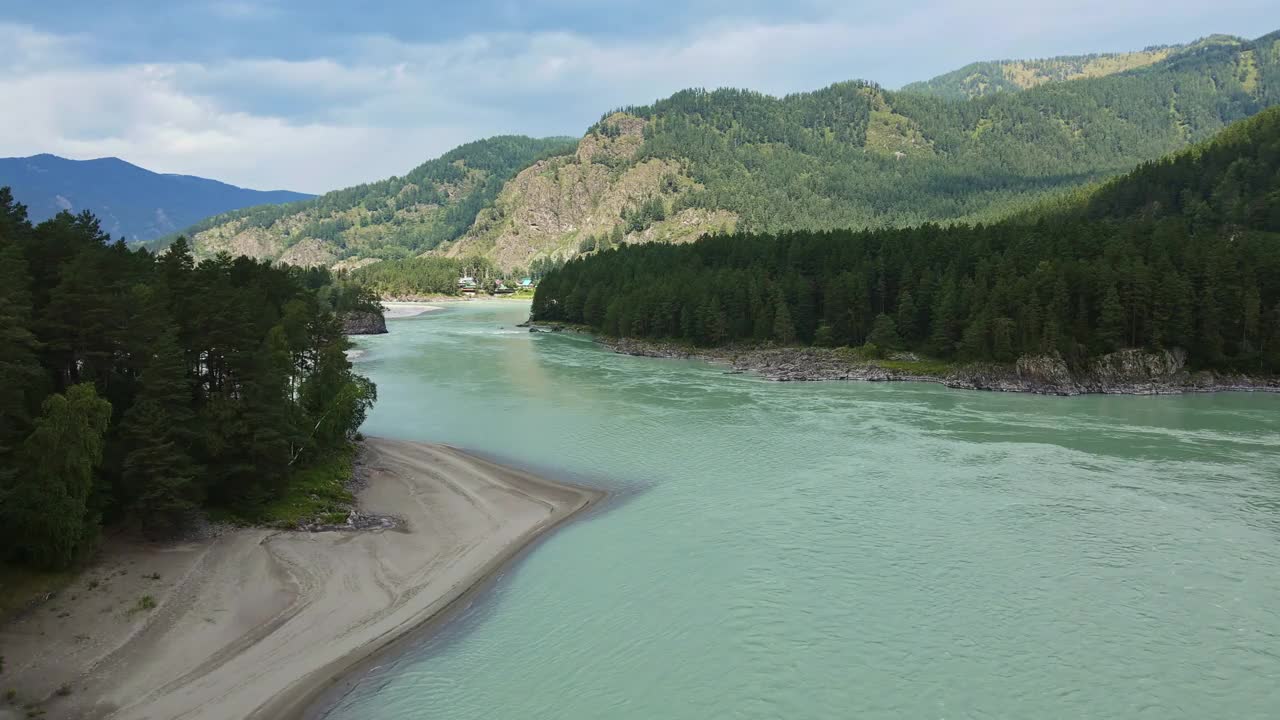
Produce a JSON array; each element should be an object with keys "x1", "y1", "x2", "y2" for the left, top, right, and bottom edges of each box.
[
  {"x1": 929, "y1": 275, "x2": 959, "y2": 356},
  {"x1": 991, "y1": 317, "x2": 1017, "y2": 362},
  {"x1": 896, "y1": 290, "x2": 917, "y2": 344},
  {"x1": 0, "y1": 243, "x2": 43, "y2": 456},
  {"x1": 1097, "y1": 285, "x2": 1125, "y2": 352},
  {"x1": 700, "y1": 296, "x2": 729, "y2": 346},
  {"x1": 867, "y1": 313, "x2": 902, "y2": 350},
  {"x1": 120, "y1": 327, "x2": 202, "y2": 536},
  {"x1": 772, "y1": 293, "x2": 796, "y2": 345},
  {"x1": 583, "y1": 286, "x2": 607, "y2": 328},
  {"x1": 1040, "y1": 316, "x2": 1061, "y2": 355},
  {"x1": 1242, "y1": 281, "x2": 1261, "y2": 352}
]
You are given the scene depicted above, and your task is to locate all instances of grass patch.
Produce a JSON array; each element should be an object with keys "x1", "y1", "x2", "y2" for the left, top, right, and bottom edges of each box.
[
  {"x1": 129, "y1": 595, "x2": 157, "y2": 614},
  {"x1": 216, "y1": 445, "x2": 357, "y2": 529},
  {"x1": 320, "y1": 511, "x2": 350, "y2": 525},
  {"x1": 828, "y1": 346, "x2": 954, "y2": 376},
  {"x1": 0, "y1": 564, "x2": 77, "y2": 625},
  {"x1": 875, "y1": 358, "x2": 955, "y2": 376}
]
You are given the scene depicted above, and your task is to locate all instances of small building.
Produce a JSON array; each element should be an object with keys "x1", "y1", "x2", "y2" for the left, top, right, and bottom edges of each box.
[{"x1": 519, "y1": 278, "x2": 534, "y2": 288}]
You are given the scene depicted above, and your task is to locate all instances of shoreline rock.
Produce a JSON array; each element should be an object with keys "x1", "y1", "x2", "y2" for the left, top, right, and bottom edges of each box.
[
  {"x1": 523, "y1": 321, "x2": 590, "y2": 334},
  {"x1": 598, "y1": 337, "x2": 1280, "y2": 396},
  {"x1": 341, "y1": 310, "x2": 388, "y2": 335}
]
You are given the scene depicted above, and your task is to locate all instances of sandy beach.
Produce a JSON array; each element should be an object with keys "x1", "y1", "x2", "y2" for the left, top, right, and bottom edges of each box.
[
  {"x1": 0, "y1": 438, "x2": 601, "y2": 720},
  {"x1": 380, "y1": 301, "x2": 444, "y2": 319}
]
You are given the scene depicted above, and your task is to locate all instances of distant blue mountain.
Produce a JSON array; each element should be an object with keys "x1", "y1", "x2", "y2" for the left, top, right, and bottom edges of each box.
[{"x1": 0, "y1": 154, "x2": 313, "y2": 242}]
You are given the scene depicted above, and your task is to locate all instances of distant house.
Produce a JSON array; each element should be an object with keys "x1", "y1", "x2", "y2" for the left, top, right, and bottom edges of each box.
[
  {"x1": 519, "y1": 278, "x2": 534, "y2": 288},
  {"x1": 458, "y1": 276, "x2": 477, "y2": 287}
]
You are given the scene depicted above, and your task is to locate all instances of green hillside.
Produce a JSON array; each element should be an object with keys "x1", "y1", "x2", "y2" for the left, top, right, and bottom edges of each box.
[
  {"x1": 438, "y1": 28, "x2": 1280, "y2": 270},
  {"x1": 531, "y1": 106, "x2": 1280, "y2": 374},
  {"x1": 169, "y1": 135, "x2": 577, "y2": 265},
  {"x1": 184, "y1": 29, "x2": 1280, "y2": 273},
  {"x1": 898, "y1": 34, "x2": 1246, "y2": 100},
  {"x1": 615, "y1": 30, "x2": 1277, "y2": 232}
]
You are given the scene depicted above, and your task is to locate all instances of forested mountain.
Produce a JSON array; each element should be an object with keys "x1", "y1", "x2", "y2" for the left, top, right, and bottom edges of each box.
[
  {"x1": 184, "y1": 29, "x2": 1279, "y2": 275},
  {"x1": 172, "y1": 136, "x2": 577, "y2": 267},
  {"x1": 531, "y1": 107, "x2": 1280, "y2": 375},
  {"x1": 899, "y1": 34, "x2": 1242, "y2": 99},
  {"x1": 0, "y1": 154, "x2": 311, "y2": 242},
  {"x1": 0, "y1": 193, "x2": 376, "y2": 569}
]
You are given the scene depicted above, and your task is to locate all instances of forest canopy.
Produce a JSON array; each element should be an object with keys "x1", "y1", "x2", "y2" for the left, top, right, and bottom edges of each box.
[
  {"x1": 0, "y1": 196, "x2": 376, "y2": 569},
  {"x1": 533, "y1": 107, "x2": 1280, "y2": 374}
]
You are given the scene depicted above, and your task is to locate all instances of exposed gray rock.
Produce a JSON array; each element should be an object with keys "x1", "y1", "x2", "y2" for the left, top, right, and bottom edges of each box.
[
  {"x1": 299, "y1": 512, "x2": 401, "y2": 533},
  {"x1": 341, "y1": 310, "x2": 388, "y2": 335},
  {"x1": 598, "y1": 338, "x2": 1279, "y2": 396}
]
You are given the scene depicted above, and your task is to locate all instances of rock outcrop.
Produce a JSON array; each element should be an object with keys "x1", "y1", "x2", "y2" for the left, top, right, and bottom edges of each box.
[
  {"x1": 439, "y1": 113, "x2": 737, "y2": 270},
  {"x1": 597, "y1": 339, "x2": 1279, "y2": 396},
  {"x1": 341, "y1": 310, "x2": 388, "y2": 335},
  {"x1": 277, "y1": 238, "x2": 338, "y2": 268}
]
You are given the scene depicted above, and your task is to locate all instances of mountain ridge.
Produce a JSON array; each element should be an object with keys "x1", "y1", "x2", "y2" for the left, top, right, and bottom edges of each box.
[
  {"x1": 169, "y1": 135, "x2": 577, "y2": 267},
  {"x1": 0, "y1": 153, "x2": 312, "y2": 242},
  {"x1": 179, "y1": 28, "x2": 1280, "y2": 274},
  {"x1": 899, "y1": 34, "x2": 1248, "y2": 99}
]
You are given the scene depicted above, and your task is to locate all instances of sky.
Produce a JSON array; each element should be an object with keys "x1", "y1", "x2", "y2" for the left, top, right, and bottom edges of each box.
[{"x1": 0, "y1": 1, "x2": 1274, "y2": 193}]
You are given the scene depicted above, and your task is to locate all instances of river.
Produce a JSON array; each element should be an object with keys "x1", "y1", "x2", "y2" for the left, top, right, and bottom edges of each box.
[{"x1": 326, "y1": 301, "x2": 1280, "y2": 719}]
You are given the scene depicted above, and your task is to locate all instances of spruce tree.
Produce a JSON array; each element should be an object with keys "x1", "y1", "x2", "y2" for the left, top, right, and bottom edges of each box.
[
  {"x1": 1097, "y1": 285, "x2": 1125, "y2": 352},
  {"x1": 0, "y1": 243, "x2": 43, "y2": 456},
  {"x1": 867, "y1": 313, "x2": 902, "y2": 350},
  {"x1": 896, "y1": 290, "x2": 917, "y2": 344},
  {"x1": 991, "y1": 317, "x2": 1017, "y2": 362},
  {"x1": 772, "y1": 294, "x2": 796, "y2": 345},
  {"x1": 120, "y1": 327, "x2": 202, "y2": 536}
]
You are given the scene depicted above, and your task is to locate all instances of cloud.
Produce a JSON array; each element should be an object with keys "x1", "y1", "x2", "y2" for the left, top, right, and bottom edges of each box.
[
  {"x1": 205, "y1": 1, "x2": 281, "y2": 20},
  {"x1": 0, "y1": 1, "x2": 1274, "y2": 193},
  {"x1": 2, "y1": 19, "x2": 901, "y2": 192}
]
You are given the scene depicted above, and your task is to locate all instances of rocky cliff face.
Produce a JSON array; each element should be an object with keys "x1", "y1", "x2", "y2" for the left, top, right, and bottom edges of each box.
[
  {"x1": 439, "y1": 113, "x2": 736, "y2": 270},
  {"x1": 341, "y1": 311, "x2": 388, "y2": 335},
  {"x1": 277, "y1": 238, "x2": 338, "y2": 268},
  {"x1": 190, "y1": 219, "x2": 291, "y2": 261}
]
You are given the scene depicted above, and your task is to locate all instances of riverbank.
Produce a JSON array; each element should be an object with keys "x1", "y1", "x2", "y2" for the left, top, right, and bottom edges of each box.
[
  {"x1": 381, "y1": 293, "x2": 534, "y2": 303},
  {"x1": 342, "y1": 302, "x2": 444, "y2": 336},
  {"x1": 0, "y1": 438, "x2": 602, "y2": 720},
  {"x1": 589, "y1": 335, "x2": 1280, "y2": 396},
  {"x1": 381, "y1": 301, "x2": 444, "y2": 319}
]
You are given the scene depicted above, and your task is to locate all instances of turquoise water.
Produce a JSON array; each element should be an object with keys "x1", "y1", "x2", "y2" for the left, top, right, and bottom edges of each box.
[{"x1": 328, "y1": 301, "x2": 1280, "y2": 720}]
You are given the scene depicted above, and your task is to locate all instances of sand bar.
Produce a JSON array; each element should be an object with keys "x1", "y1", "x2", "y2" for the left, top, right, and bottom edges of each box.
[
  {"x1": 1, "y1": 438, "x2": 602, "y2": 720},
  {"x1": 381, "y1": 301, "x2": 444, "y2": 319}
]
